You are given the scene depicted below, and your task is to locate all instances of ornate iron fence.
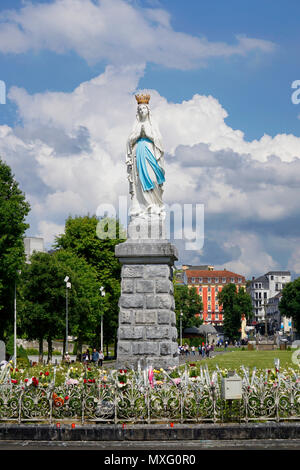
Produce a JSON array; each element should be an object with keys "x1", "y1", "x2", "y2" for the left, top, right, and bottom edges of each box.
[{"x1": 0, "y1": 363, "x2": 299, "y2": 424}]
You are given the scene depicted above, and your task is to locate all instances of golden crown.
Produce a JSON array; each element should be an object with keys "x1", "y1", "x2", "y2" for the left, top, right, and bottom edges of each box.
[{"x1": 135, "y1": 93, "x2": 150, "y2": 105}]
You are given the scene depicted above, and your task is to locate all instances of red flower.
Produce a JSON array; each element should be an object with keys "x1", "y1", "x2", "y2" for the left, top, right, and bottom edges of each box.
[
  {"x1": 24, "y1": 379, "x2": 28, "y2": 383},
  {"x1": 45, "y1": 371, "x2": 49, "y2": 376},
  {"x1": 84, "y1": 379, "x2": 87, "y2": 383},
  {"x1": 65, "y1": 396, "x2": 69, "y2": 401}
]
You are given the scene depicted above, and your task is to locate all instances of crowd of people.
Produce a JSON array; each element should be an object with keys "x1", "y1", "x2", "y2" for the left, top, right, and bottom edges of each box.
[
  {"x1": 64, "y1": 348, "x2": 104, "y2": 366},
  {"x1": 178, "y1": 342, "x2": 215, "y2": 359}
]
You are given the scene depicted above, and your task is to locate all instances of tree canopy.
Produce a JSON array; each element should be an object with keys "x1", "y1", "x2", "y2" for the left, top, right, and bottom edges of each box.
[
  {"x1": 218, "y1": 284, "x2": 252, "y2": 341},
  {"x1": 174, "y1": 283, "x2": 203, "y2": 330},
  {"x1": 18, "y1": 249, "x2": 101, "y2": 360},
  {"x1": 54, "y1": 215, "x2": 126, "y2": 351},
  {"x1": 0, "y1": 159, "x2": 30, "y2": 340},
  {"x1": 279, "y1": 278, "x2": 300, "y2": 334}
]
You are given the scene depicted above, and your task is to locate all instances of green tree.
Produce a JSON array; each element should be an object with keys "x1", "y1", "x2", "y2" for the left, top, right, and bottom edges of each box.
[
  {"x1": 18, "y1": 249, "x2": 100, "y2": 362},
  {"x1": 0, "y1": 159, "x2": 30, "y2": 340},
  {"x1": 54, "y1": 215, "x2": 126, "y2": 355},
  {"x1": 279, "y1": 278, "x2": 300, "y2": 334},
  {"x1": 218, "y1": 284, "x2": 252, "y2": 341},
  {"x1": 174, "y1": 284, "x2": 203, "y2": 330}
]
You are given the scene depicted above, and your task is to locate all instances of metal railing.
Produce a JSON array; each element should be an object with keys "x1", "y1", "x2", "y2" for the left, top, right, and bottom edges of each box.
[{"x1": 0, "y1": 364, "x2": 299, "y2": 424}]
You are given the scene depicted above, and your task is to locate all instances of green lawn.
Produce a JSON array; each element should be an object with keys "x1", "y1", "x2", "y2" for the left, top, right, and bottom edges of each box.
[{"x1": 181, "y1": 349, "x2": 299, "y2": 372}]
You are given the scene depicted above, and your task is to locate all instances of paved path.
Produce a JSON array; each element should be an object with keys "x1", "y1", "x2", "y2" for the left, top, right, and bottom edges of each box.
[{"x1": 0, "y1": 439, "x2": 299, "y2": 450}]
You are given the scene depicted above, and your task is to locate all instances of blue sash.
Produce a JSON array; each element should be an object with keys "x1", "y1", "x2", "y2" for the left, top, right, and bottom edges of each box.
[{"x1": 136, "y1": 138, "x2": 165, "y2": 191}]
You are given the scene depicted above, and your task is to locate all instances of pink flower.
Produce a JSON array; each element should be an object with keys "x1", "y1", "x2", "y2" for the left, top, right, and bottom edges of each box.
[
  {"x1": 148, "y1": 367, "x2": 154, "y2": 388},
  {"x1": 173, "y1": 378, "x2": 181, "y2": 385}
]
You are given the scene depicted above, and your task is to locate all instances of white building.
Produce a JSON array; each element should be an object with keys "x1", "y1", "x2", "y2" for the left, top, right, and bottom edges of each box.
[
  {"x1": 266, "y1": 292, "x2": 292, "y2": 334},
  {"x1": 24, "y1": 237, "x2": 45, "y2": 263},
  {"x1": 250, "y1": 271, "x2": 291, "y2": 325}
]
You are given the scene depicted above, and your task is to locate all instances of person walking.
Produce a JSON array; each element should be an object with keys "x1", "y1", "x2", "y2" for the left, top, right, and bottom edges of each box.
[
  {"x1": 98, "y1": 350, "x2": 104, "y2": 367},
  {"x1": 82, "y1": 349, "x2": 90, "y2": 365},
  {"x1": 92, "y1": 348, "x2": 99, "y2": 366}
]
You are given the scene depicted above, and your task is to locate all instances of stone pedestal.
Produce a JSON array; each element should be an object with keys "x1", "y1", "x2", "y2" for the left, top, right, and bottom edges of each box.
[{"x1": 115, "y1": 239, "x2": 179, "y2": 369}]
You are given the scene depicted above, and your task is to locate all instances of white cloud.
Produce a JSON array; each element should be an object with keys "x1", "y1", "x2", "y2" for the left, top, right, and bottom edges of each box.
[
  {"x1": 1, "y1": 63, "x2": 300, "y2": 277},
  {"x1": 36, "y1": 220, "x2": 65, "y2": 246},
  {"x1": 0, "y1": 0, "x2": 275, "y2": 69},
  {"x1": 215, "y1": 233, "x2": 280, "y2": 278}
]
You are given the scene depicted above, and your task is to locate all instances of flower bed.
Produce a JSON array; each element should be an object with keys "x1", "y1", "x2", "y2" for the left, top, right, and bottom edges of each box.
[{"x1": 0, "y1": 360, "x2": 299, "y2": 424}]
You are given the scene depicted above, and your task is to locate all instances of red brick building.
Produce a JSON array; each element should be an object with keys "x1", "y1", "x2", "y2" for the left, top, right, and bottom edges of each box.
[{"x1": 183, "y1": 267, "x2": 246, "y2": 325}]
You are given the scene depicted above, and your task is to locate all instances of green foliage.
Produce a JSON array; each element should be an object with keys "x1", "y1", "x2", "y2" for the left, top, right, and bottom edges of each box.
[
  {"x1": 218, "y1": 284, "x2": 252, "y2": 341},
  {"x1": 279, "y1": 278, "x2": 300, "y2": 333},
  {"x1": 0, "y1": 159, "x2": 30, "y2": 339},
  {"x1": 18, "y1": 249, "x2": 101, "y2": 356},
  {"x1": 54, "y1": 215, "x2": 126, "y2": 347},
  {"x1": 5, "y1": 334, "x2": 14, "y2": 356},
  {"x1": 174, "y1": 284, "x2": 203, "y2": 330}
]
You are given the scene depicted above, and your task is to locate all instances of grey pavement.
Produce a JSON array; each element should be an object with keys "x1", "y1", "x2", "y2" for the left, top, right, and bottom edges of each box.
[{"x1": 0, "y1": 439, "x2": 299, "y2": 450}]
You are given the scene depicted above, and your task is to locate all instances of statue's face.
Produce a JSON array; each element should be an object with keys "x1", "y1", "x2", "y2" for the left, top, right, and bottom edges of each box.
[{"x1": 138, "y1": 104, "x2": 148, "y2": 121}]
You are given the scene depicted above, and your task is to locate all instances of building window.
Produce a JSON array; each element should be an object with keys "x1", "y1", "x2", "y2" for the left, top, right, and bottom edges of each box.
[
  {"x1": 222, "y1": 277, "x2": 226, "y2": 283},
  {"x1": 199, "y1": 277, "x2": 202, "y2": 283},
  {"x1": 191, "y1": 277, "x2": 195, "y2": 283},
  {"x1": 215, "y1": 277, "x2": 219, "y2": 283},
  {"x1": 231, "y1": 277, "x2": 234, "y2": 283},
  {"x1": 208, "y1": 277, "x2": 211, "y2": 283},
  {"x1": 208, "y1": 287, "x2": 211, "y2": 292},
  {"x1": 271, "y1": 275, "x2": 274, "y2": 280},
  {"x1": 238, "y1": 278, "x2": 242, "y2": 283},
  {"x1": 215, "y1": 314, "x2": 219, "y2": 320},
  {"x1": 199, "y1": 287, "x2": 202, "y2": 292}
]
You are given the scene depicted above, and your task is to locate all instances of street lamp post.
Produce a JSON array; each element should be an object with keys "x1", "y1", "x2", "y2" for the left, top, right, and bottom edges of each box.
[
  {"x1": 100, "y1": 286, "x2": 105, "y2": 353},
  {"x1": 14, "y1": 270, "x2": 21, "y2": 369},
  {"x1": 180, "y1": 311, "x2": 183, "y2": 347},
  {"x1": 13, "y1": 280, "x2": 17, "y2": 369},
  {"x1": 263, "y1": 300, "x2": 268, "y2": 338},
  {"x1": 64, "y1": 276, "x2": 71, "y2": 354}
]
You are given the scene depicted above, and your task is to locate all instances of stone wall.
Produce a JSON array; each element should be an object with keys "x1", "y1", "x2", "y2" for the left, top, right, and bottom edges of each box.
[{"x1": 115, "y1": 240, "x2": 179, "y2": 369}]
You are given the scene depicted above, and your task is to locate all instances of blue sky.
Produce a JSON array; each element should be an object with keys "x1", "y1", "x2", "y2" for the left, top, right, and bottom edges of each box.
[
  {"x1": 0, "y1": 0, "x2": 300, "y2": 279},
  {"x1": 1, "y1": 0, "x2": 300, "y2": 139}
]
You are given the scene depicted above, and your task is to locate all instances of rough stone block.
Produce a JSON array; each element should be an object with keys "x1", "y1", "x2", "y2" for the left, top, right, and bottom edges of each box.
[
  {"x1": 135, "y1": 310, "x2": 157, "y2": 324},
  {"x1": 171, "y1": 327, "x2": 178, "y2": 341},
  {"x1": 157, "y1": 310, "x2": 171, "y2": 325},
  {"x1": 160, "y1": 342, "x2": 172, "y2": 356},
  {"x1": 170, "y1": 311, "x2": 176, "y2": 326},
  {"x1": 119, "y1": 310, "x2": 132, "y2": 324},
  {"x1": 136, "y1": 280, "x2": 155, "y2": 293},
  {"x1": 119, "y1": 326, "x2": 144, "y2": 340},
  {"x1": 157, "y1": 294, "x2": 173, "y2": 309},
  {"x1": 121, "y1": 279, "x2": 134, "y2": 293},
  {"x1": 144, "y1": 265, "x2": 170, "y2": 279},
  {"x1": 117, "y1": 341, "x2": 132, "y2": 355},
  {"x1": 156, "y1": 280, "x2": 173, "y2": 294},
  {"x1": 146, "y1": 326, "x2": 170, "y2": 340},
  {"x1": 119, "y1": 294, "x2": 144, "y2": 309},
  {"x1": 122, "y1": 265, "x2": 144, "y2": 278},
  {"x1": 132, "y1": 342, "x2": 158, "y2": 355},
  {"x1": 145, "y1": 294, "x2": 172, "y2": 310}
]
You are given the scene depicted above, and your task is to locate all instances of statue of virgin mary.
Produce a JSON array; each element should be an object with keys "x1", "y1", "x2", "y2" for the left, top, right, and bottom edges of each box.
[{"x1": 126, "y1": 94, "x2": 165, "y2": 221}]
